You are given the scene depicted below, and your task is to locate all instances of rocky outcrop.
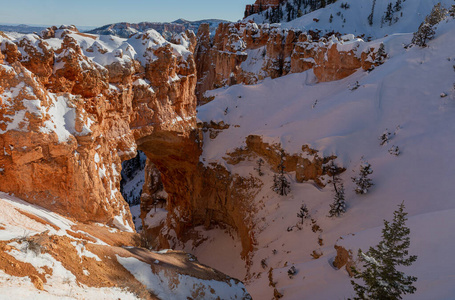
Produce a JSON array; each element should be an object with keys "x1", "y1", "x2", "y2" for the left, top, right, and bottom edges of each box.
[
  {"x1": 0, "y1": 27, "x2": 196, "y2": 232},
  {"x1": 195, "y1": 22, "x2": 382, "y2": 103},
  {"x1": 333, "y1": 244, "x2": 355, "y2": 277},
  {"x1": 225, "y1": 135, "x2": 339, "y2": 187},
  {"x1": 244, "y1": 0, "x2": 286, "y2": 18},
  {"x1": 0, "y1": 193, "x2": 252, "y2": 299}
]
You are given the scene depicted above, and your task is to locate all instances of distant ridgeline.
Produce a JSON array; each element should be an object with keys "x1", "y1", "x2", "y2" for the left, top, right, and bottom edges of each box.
[{"x1": 244, "y1": 0, "x2": 338, "y2": 23}]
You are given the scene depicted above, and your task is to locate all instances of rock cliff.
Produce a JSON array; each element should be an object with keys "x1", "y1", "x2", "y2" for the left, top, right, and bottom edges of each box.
[
  {"x1": 195, "y1": 21, "x2": 381, "y2": 103},
  {"x1": 0, "y1": 26, "x2": 197, "y2": 232}
]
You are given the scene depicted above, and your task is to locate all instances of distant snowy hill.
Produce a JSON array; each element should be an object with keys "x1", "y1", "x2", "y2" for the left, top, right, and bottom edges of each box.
[
  {"x1": 88, "y1": 19, "x2": 227, "y2": 38},
  {"x1": 0, "y1": 24, "x2": 46, "y2": 34},
  {"x1": 245, "y1": 0, "x2": 455, "y2": 39},
  {"x1": 191, "y1": 9, "x2": 455, "y2": 300},
  {"x1": 0, "y1": 23, "x2": 95, "y2": 34}
]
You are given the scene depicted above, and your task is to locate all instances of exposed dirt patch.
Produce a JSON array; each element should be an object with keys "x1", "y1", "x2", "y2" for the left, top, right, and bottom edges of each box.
[
  {"x1": 71, "y1": 223, "x2": 139, "y2": 247},
  {"x1": 66, "y1": 230, "x2": 98, "y2": 243},
  {"x1": 14, "y1": 208, "x2": 60, "y2": 231}
]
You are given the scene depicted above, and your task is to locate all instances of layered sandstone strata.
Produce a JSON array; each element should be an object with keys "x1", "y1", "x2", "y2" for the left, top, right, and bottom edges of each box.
[
  {"x1": 0, "y1": 26, "x2": 197, "y2": 232},
  {"x1": 195, "y1": 21, "x2": 381, "y2": 103}
]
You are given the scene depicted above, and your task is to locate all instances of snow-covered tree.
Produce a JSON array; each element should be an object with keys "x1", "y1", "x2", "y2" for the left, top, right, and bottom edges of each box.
[
  {"x1": 411, "y1": 23, "x2": 435, "y2": 47},
  {"x1": 297, "y1": 203, "x2": 310, "y2": 223},
  {"x1": 411, "y1": 3, "x2": 447, "y2": 47},
  {"x1": 388, "y1": 145, "x2": 400, "y2": 156},
  {"x1": 255, "y1": 158, "x2": 265, "y2": 176},
  {"x1": 425, "y1": 3, "x2": 447, "y2": 26},
  {"x1": 273, "y1": 149, "x2": 290, "y2": 196},
  {"x1": 351, "y1": 202, "x2": 417, "y2": 300},
  {"x1": 352, "y1": 160, "x2": 374, "y2": 194},
  {"x1": 379, "y1": 129, "x2": 391, "y2": 145},
  {"x1": 327, "y1": 161, "x2": 346, "y2": 217},
  {"x1": 329, "y1": 182, "x2": 346, "y2": 217},
  {"x1": 375, "y1": 43, "x2": 388, "y2": 65}
]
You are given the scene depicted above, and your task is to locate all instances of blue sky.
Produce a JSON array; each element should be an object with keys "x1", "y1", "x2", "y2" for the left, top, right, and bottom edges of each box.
[{"x1": 0, "y1": 0, "x2": 252, "y2": 27}]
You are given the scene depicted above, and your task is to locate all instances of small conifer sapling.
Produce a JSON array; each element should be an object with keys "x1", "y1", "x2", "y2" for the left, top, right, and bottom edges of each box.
[
  {"x1": 255, "y1": 158, "x2": 265, "y2": 176},
  {"x1": 297, "y1": 203, "x2": 310, "y2": 224},
  {"x1": 379, "y1": 129, "x2": 391, "y2": 145},
  {"x1": 327, "y1": 161, "x2": 346, "y2": 217},
  {"x1": 273, "y1": 149, "x2": 291, "y2": 196},
  {"x1": 352, "y1": 160, "x2": 374, "y2": 194}
]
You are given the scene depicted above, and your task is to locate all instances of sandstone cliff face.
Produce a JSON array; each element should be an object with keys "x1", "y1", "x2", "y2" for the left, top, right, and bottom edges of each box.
[
  {"x1": 195, "y1": 21, "x2": 382, "y2": 103},
  {"x1": 0, "y1": 27, "x2": 196, "y2": 232}
]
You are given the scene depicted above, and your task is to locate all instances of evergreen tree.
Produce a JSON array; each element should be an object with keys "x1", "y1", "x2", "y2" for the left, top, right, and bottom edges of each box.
[
  {"x1": 327, "y1": 161, "x2": 346, "y2": 217},
  {"x1": 273, "y1": 149, "x2": 291, "y2": 196},
  {"x1": 351, "y1": 202, "x2": 417, "y2": 300},
  {"x1": 384, "y1": 3, "x2": 394, "y2": 26},
  {"x1": 424, "y1": 3, "x2": 447, "y2": 26},
  {"x1": 394, "y1": 0, "x2": 402, "y2": 12},
  {"x1": 379, "y1": 129, "x2": 391, "y2": 146},
  {"x1": 329, "y1": 182, "x2": 346, "y2": 217},
  {"x1": 411, "y1": 22, "x2": 435, "y2": 47},
  {"x1": 368, "y1": 0, "x2": 376, "y2": 26},
  {"x1": 375, "y1": 43, "x2": 388, "y2": 64},
  {"x1": 351, "y1": 160, "x2": 374, "y2": 194},
  {"x1": 411, "y1": 3, "x2": 447, "y2": 47},
  {"x1": 297, "y1": 203, "x2": 310, "y2": 224},
  {"x1": 255, "y1": 158, "x2": 265, "y2": 176}
]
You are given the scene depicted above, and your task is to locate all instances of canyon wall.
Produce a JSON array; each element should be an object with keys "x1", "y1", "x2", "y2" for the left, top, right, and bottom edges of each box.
[
  {"x1": 195, "y1": 21, "x2": 382, "y2": 103},
  {"x1": 0, "y1": 21, "x2": 381, "y2": 259},
  {"x1": 0, "y1": 26, "x2": 197, "y2": 232}
]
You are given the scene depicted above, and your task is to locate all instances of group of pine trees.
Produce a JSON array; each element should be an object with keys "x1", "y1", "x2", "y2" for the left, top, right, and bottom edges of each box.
[
  {"x1": 367, "y1": 0, "x2": 404, "y2": 26},
  {"x1": 259, "y1": 0, "x2": 338, "y2": 23}
]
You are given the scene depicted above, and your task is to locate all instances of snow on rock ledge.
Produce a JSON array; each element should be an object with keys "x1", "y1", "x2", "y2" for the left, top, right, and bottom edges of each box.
[{"x1": 0, "y1": 25, "x2": 197, "y2": 232}]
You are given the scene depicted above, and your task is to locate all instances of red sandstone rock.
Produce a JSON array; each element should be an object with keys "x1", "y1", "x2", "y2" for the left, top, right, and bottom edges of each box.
[{"x1": 0, "y1": 28, "x2": 197, "y2": 233}]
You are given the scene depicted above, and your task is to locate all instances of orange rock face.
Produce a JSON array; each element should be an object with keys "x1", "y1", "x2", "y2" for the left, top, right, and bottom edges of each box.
[
  {"x1": 195, "y1": 22, "x2": 384, "y2": 103},
  {"x1": 244, "y1": 0, "x2": 286, "y2": 18},
  {"x1": 0, "y1": 27, "x2": 197, "y2": 232}
]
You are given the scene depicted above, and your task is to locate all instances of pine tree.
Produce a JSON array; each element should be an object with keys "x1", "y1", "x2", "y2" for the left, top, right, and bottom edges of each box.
[
  {"x1": 411, "y1": 3, "x2": 447, "y2": 47},
  {"x1": 375, "y1": 43, "x2": 387, "y2": 64},
  {"x1": 329, "y1": 182, "x2": 346, "y2": 217},
  {"x1": 394, "y1": 0, "x2": 402, "y2": 12},
  {"x1": 411, "y1": 22, "x2": 435, "y2": 47},
  {"x1": 255, "y1": 158, "x2": 265, "y2": 176},
  {"x1": 273, "y1": 149, "x2": 291, "y2": 196},
  {"x1": 368, "y1": 0, "x2": 376, "y2": 26},
  {"x1": 297, "y1": 203, "x2": 309, "y2": 223},
  {"x1": 424, "y1": 3, "x2": 447, "y2": 26},
  {"x1": 327, "y1": 161, "x2": 346, "y2": 217},
  {"x1": 384, "y1": 3, "x2": 394, "y2": 25},
  {"x1": 351, "y1": 202, "x2": 417, "y2": 300},
  {"x1": 379, "y1": 129, "x2": 391, "y2": 145},
  {"x1": 351, "y1": 160, "x2": 374, "y2": 194}
]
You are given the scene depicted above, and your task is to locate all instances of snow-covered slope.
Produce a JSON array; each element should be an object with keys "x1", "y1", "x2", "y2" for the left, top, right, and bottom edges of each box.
[
  {"x1": 193, "y1": 13, "x2": 455, "y2": 299},
  {"x1": 0, "y1": 192, "x2": 251, "y2": 299},
  {"x1": 246, "y1": 0, "x2": 455, "y2": 39}
]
